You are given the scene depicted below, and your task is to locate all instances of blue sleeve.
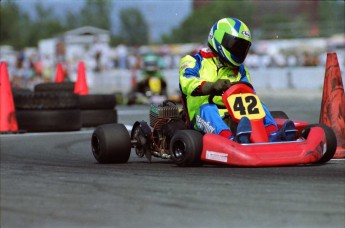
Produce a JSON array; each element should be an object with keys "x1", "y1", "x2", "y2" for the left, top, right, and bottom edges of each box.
[{"x1": 262, "y1": 103, "x2": 277, "y2": 127}]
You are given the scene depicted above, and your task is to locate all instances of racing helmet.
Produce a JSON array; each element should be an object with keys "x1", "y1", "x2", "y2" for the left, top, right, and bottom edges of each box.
[
  {"x1": 143, "y1": 53, "x2": 159, "y2": 72},
  {"x1": 208, "y1": 18, "x2": 252, "y2": 67}
]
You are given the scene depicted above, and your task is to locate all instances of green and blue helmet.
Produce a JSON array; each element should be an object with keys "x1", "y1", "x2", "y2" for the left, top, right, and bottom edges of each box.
[
  {"x1": 208, "y1": 18, "x2": 251, "y2": 67},
  {"x1": 143, "y1": 53, "x2": 160, "y2": 72}
]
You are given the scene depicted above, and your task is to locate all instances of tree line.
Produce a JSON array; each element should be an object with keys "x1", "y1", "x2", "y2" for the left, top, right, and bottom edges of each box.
[
  {"x1": 0, "y1": 0, "x2": 148, "y2": 49},
  {"x1": 162, "y1": 1, "x2": 344, "y2": 43},
  {"x1": 1, "y1": 0, "x2": 344, "y2": 50}
]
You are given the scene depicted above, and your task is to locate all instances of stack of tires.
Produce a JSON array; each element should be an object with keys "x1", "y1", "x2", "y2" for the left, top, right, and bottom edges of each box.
[
  {"x1": 13, "y1": 82, "x2": 117, "y2": 132},
  {"x1": 13, "y1": 83, "x2": 81, "y2": 132},
  {"x1": 79, "y1": 94, "x2": 117, "y2": 127}
]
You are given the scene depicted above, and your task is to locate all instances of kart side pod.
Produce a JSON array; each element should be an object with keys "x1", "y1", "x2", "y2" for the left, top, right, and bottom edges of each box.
[{"x1": 201, "y1": 127, "x2": 327, "y2": 167}]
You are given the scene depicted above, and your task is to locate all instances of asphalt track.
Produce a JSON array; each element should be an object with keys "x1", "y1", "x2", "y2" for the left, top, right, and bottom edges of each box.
[{"x1": 1, "y1": 90, "x2": 345, "y2": 228}]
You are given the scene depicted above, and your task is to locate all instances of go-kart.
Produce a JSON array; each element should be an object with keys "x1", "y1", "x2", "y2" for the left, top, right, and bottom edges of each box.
[
  {"x1": 91, "y1": 82, "x2": 337, "y2": 167},
  {"x1": 127, "y1": 76, "x2": 168, "y2": 105}
]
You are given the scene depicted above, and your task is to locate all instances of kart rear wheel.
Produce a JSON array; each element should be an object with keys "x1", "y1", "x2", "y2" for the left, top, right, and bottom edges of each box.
[
  {"x1": 300, "y1": 124, "x2": 337, "y2": 164},
  {"x1": 270, "y1": 111, "x2": 289, "y2": 119},
  {"x1": 131, "y1": 121, "x2": 151, "y2": 158},
  {"x1": 91, "y1": 123, "x2": 131, "y2": 164},
  {"x1": 170, "y1": 130, "x2": 203, "y2": 167}
]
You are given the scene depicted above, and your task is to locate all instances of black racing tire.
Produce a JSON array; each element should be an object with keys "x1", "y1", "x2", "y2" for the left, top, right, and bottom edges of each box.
[
  {"x1": 13, "y1": 91, "x2": 79, "y2": 110},
  {"x1": 91, "y1": 123, "x2": 131, "y2": 164},
  {"x1": 34, "y1": 82, "x2": 75, "y2": 92},
  {"x1": 270, "y1": 111, "x2": 289, "y2": 119},
  {"x1": 81, "y1": 109, "x2": 117, "y2": 127},
  {"x1": 300, "y1": 124, "x2": 337, "y2": 164},
  {"x1": 79, "y1": 94, "x2": 116, "y2": 110},
  {"x1": 16, "y1": 109, "x2": 81, "y2": 132},
  {"x1": 12, "y1": 87, "x2": 32, "y2": 94},
  {"x1": 170, "y1": 130, "x2": 203, "y2": 167}
]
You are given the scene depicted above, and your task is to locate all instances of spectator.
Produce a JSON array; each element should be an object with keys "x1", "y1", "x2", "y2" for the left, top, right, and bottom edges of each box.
[{"x1": 116, "y1": 41, "x2": 128, "y2": 69}]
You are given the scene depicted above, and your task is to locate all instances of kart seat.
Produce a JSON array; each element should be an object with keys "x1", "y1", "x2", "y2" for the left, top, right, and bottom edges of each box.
[{"x1": 180, "y1": 94, "x2": 191, "y2": 129}]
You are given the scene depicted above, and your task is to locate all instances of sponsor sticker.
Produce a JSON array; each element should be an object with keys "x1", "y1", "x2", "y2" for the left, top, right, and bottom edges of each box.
[
  {"x1": 209, "y1": 30, "x2": 214, "y2": 39},
  {"x1": 196, "y1": 115, "x2": 215, "y2": 134},
  {"x1": 180, "y1": 61, "x2": 191, "y2": 70},
  {"x1": 242, "y1": 31, "x2": 251, "y2": 38},
  {"x1": 206, "y1": 151, "x2": 228, "y2": 163}
]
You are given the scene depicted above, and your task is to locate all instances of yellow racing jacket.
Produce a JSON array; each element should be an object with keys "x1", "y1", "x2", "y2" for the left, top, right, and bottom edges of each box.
[{"x1": 179, "y1": 48, "x2": 252, "y2": 122}]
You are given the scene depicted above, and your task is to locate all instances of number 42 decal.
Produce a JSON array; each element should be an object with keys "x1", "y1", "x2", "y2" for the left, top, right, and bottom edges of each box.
[{"x1": 227, "y1": 93, "x2": 266, "y2": 120}]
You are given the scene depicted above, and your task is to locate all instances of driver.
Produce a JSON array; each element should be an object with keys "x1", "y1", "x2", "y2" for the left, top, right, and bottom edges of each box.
[
  {"x1": 179, "y1": 18, "x2": 296, "y2": 143},
  {"x1": 137, "y1": 53, "x2": 167, "y2": 95}
]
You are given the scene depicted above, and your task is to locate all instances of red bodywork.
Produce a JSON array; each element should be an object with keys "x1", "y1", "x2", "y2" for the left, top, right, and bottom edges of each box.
[
  {"x1": 201, "y1": 126, "x2": 326, "y2": 166},
  {"x1": 200, "y1": 83, "x2": 326, "y2": 166}
]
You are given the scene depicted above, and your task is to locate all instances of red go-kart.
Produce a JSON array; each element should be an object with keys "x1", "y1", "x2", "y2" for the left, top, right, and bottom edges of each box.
[{"x1": 91, "y1": 82, "x2": 337, "y2": 167}]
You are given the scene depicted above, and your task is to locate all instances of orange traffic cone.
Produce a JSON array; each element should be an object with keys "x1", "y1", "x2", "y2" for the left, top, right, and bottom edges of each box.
[
  {"x1": 0, "y1": 62, "x2": 18, "y2": 132},
  {"x1": 54, "y1": 63, "x2": 65, "y2": 83},
  {"x1": 319, "y1": 52, "x2": 345, "y2": 158},
  {"x1": 74, "y1": 61, "x2": 89, "y2": 95}
]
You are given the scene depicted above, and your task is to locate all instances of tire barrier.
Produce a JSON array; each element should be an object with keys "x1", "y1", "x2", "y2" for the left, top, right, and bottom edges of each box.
[
  {"x1": 79, "y1": 94, "x2": 116, "y2": 110},
  {"x1": 13, "y1": 83, "x2": 118, "y2": 132},
  {"x1": 34, "y1": 82, "x2": 75, "y2": 93},
  {"x1": 79, "y1": 94, "x2": 117, "y2": 127},
  {"x1": 16, "y1": 109, "x2": 82, "y2": 132},
  {"x1": 13, "y1": 90, "x2": 82, "y2": 132},
  {"x1": 81, "y1": 109, "x2": 117, "y2": 127},
  {"x1": 14, "y1": 91, "x2": 79, "y2": 110}
]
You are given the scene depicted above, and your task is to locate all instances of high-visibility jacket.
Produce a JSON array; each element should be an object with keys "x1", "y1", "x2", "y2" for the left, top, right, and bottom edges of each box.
[{"x1": 179, "y1": 48, "x2": 276, "y2": 129}]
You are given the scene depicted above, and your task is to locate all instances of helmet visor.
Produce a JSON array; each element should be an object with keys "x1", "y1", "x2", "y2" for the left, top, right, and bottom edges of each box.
[
  {"x1": 145, "y1": 61, "x2": 158, "y2": 71},
  {"x1": 221, "y1": 33, "x2": 251, "y2": 64}
]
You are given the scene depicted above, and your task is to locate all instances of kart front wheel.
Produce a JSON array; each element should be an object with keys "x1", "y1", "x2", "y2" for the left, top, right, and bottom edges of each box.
[
  {"x1": 91, "y1": 123, "x2": 131, "y2": 163},
  {"x1": 300, "y1": 124, "x2": 337, "y2": 164},
  {"x1": 170, "y1": 130, "x2": 203, "y2": 167}
]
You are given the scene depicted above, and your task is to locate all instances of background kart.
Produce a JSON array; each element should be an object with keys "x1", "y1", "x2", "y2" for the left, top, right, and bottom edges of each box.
[
  {"x1": 91, "y1": 83, "x2": 337, "y2": 167},
  {"x1": 127, "y1": 76, "x2": 168, "y2": 105}
]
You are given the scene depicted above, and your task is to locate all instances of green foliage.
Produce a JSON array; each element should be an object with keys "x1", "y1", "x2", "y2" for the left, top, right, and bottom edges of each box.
[
  {"x1": 119, "y1": 8, "x2": 149, "y2": 45},
  {"x1": 0, "y1": 2, "x2": 71, "y2": 48},
  {"x1": 259, "y1": 14, "x2": 310, "y2": 39},
  {"x1": 0, "y1": 1, "x2": 113, "y2": 49},
  {"x1": 162, "y1": 0, "x2": 344, "y2": 42},
  {"x1": 318, "y1": 1, "x2": 345, "y2": 36},
  {"x1": 79, "y1": 0, "x2": 112, "y2": 30},
  {"x1": 0, "y1": 0, "x2": 147, "y2": 48},
  {"x1": 0, "y1": 2, "x2": 30, "y2": 48},
  {"x1": 1, "y1": 0, "x2": 344, "y2": 49},
  {"x1": 26, "y1": 3, "x2": 65, "y2": 45},
  {"x1": 162, "y1": 1, "x2": 254, "y2": 43}
]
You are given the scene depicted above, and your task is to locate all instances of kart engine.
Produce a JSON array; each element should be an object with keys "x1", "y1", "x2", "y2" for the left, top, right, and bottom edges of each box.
[
  {"x1": 148, "y1": 102, "x2": 185, "y2": 157},
  {"x1": 149, "y1": 103, "x2": 180, "y2": 129}
]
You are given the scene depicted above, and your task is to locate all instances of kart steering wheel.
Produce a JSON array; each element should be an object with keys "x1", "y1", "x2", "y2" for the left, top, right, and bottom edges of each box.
[{"x1": 208, "y1": 81, "x2": 254, "y2": 109}]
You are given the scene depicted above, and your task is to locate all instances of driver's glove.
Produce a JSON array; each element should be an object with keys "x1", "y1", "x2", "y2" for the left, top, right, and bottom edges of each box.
[
  {"x1": 201, "y1": 79, "x2": 231, "y2": 95},
  {"x1": 213, "y1": 79, "x2": 232, "y2": 95}
]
